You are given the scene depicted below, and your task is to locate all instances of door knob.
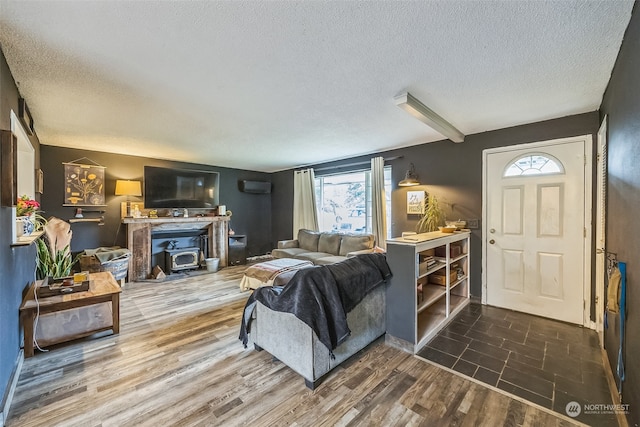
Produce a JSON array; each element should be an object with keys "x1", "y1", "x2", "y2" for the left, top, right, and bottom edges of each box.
[{"x1": 489, "y1": 239, "x2": 495, "y2": 244}]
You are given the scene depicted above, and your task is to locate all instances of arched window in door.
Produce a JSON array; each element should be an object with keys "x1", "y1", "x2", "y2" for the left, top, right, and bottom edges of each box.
[{"x1": 503, "y1": 153, "x2": 564, "y2": 177}]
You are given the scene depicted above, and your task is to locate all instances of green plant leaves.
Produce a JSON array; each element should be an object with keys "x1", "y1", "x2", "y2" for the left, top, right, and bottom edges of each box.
[
  {"x1": 416, "y1": 194, "x2": 444, "y2": 233},
  {"x1": 36, "y1": 238, "x2": 80, "y2": 280}
]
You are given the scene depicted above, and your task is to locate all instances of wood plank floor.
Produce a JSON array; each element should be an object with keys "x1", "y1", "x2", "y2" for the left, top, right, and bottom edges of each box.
[{"x1": 7, "y1": 266, "x2": 586, "y2": 426}]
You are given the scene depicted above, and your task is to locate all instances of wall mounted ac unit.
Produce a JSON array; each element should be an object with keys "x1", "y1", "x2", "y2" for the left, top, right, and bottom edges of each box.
[{"x1": 239, "y1": 180, "x2": 271, "y2": 194}]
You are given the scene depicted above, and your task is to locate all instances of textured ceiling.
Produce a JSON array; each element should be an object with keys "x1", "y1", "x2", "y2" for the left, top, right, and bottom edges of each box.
[{"x1": 0, "y1": 1, "x2": 634, "y2": 172}]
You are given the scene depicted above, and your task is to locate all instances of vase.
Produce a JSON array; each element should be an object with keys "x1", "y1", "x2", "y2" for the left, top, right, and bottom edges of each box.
[{"x1": 16, "y1": 215, "x2": 35, "y2": 238}]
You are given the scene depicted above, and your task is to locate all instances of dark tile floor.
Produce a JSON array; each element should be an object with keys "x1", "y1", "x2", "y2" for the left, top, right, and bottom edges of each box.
[{"x1": 416, "y1": 303, "x2": 619, "y2": 426}]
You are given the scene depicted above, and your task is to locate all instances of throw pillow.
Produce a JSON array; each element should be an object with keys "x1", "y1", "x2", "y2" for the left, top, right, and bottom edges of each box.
[
  {"x1": 298, "y1": 229, "x2": 320, "y2": 251},
  {"x1": 339, "y1": 234, "x2": 375, "y2": 256},
  {"x1": 318, "y1": 233, "x2": 342, "y2": 255}
]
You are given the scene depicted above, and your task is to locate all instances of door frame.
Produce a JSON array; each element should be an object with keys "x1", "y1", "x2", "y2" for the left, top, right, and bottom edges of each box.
[
  {"x1": 481, "y1": 135, "x2": 593, "y2": 327},
  {"x1": 595, "y1": 116, "x2": 608, "y2": 344}
]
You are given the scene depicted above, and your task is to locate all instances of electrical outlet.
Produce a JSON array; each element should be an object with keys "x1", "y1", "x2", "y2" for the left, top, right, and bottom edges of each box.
[{"x1": 467, "y1": 219, "x2": 479, "y2": 229}]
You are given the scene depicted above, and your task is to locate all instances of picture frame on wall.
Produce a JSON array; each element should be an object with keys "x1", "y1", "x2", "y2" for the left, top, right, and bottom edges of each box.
[
  {"x1": 63, "y1": 161, "x2": 106, "y2": 206},
  {"x1": 407, "y1": 190, "x2": 426, "y2": 214},
  {"x1": 35, "y1": 168, "x2": 44, "y2": 194}
]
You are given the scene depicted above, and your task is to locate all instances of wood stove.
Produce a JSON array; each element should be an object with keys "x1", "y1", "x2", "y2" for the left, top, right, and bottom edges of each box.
[{"x1": 165, "y1": 247, "x2": 200, "y2": 273}]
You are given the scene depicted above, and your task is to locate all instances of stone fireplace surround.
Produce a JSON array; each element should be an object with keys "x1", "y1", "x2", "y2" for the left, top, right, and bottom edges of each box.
[{"x1": 122, "y1": 216, "x2": 230, "y2": 281}]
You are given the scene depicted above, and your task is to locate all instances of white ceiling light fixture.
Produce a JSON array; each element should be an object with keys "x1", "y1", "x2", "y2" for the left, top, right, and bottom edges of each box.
[{"x1": 394, "y1": 92, "x2": 465, "y2": 143}]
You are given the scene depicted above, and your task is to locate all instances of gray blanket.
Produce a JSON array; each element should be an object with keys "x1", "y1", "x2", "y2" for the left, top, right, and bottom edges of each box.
[{"x1": 239, "y1": 253, "x2": 392, "y2": 355}]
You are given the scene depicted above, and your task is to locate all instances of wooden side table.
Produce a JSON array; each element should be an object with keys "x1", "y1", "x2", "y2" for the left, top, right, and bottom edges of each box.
[{"x1": 19, "y1": 271, "x2": 121, "y2": 358}]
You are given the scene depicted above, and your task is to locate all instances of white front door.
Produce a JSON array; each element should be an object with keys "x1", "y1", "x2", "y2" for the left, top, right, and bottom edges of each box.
[{"x1": 484, "y1": 137, "x2": 590, "y2": 325}]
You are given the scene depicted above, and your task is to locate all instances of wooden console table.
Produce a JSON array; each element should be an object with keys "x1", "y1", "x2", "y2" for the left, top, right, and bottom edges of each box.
[
  {"x1": 20, "y1": 272, "x2": 121, "y2": 358},
  {"x1": 122, "y1": 216, "x2": 230, "y2": 281}
]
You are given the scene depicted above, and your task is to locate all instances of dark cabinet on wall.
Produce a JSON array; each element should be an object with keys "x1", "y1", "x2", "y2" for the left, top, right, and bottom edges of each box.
[{"x1": 229, "y1": 235, "x2": 247, "y2": 265}]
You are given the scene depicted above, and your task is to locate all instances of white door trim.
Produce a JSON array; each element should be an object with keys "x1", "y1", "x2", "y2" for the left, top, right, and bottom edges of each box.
[
  {"x1": 595, "y1": 116, "x2": 608, "y2": 343},
  {"x1": 482, "y1": 135, "x2": 593, "y2": 327}
]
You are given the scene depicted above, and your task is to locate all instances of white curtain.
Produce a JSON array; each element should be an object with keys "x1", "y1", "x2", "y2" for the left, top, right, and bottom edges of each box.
[
  {"x1": 293, "y1": 168, "x2": 319, "y2": 236},
  {"x1": 371, "y1": 157, "x2": 387, "y2": 249}
]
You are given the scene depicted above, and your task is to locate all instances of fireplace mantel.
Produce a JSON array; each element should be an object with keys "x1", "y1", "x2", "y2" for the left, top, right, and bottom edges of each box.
[{"x1": 122, "y1": 216, "x2": 230, "y2": 281}]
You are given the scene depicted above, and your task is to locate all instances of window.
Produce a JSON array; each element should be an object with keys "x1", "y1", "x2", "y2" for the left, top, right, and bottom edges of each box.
[
  {"x1": 504, "y1": 153, "x2": 564, "y2": 177},
  {"x1": 315, "y1": 167, "x2": 392, "y2": 237}
]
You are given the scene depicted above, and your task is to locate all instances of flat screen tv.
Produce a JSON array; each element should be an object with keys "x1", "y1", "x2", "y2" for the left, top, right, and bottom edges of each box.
[{"x1": 144, "y1": 166, "x2": 220, "y2": 209}]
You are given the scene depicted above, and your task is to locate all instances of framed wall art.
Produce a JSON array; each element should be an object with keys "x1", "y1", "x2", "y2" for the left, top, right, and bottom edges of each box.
[
  {"x1": 63, "y1": 160, "x2": 106, "y2": 206},
  {"x1": 407, "y1": 190, "x2": 426, "y2": 215},
  {"x1": 36, "y1": 168, "x2": 44, "y2": 194}
]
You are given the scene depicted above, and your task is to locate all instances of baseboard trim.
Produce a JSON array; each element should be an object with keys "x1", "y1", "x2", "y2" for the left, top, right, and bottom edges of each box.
[
  {"x1": 384, "y1": 333, "x2": 413, "y2": 354},
  {"x1": 601, "y1": 348, "x2": 630, "y2": 427},
  {"x1": 0, "y1": 350, "x2": 24, "y2": 427}
]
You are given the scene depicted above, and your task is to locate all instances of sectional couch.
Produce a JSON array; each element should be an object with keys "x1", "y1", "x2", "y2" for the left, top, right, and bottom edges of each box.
[{"x1": 271, "y1": 229, "x2": 375, "y2": 265}]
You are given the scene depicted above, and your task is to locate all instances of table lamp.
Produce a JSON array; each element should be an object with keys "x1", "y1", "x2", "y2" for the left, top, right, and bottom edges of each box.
[{"x1": 115, "y1": 180, "x2": 142, "y2": 217}]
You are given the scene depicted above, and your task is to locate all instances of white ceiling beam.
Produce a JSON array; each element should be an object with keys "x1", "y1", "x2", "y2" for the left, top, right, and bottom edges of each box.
[{"x1": 395, "y1": 92, "x2": 465, "y2": 143}]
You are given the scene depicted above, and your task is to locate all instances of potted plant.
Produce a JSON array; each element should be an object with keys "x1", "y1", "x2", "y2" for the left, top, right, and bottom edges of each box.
[
  {"x1": 36, "y1": 238, "x2": 80, "y2": 280},
  {"x1": 35, "y1": 216, "x2": 81, "y2": 280},
  {"x1": 416, "y1": 194, "x2": 444, "y2": 233},
  {"x1": 16, "y1": 195, "x2": 40, "y2": 237}
]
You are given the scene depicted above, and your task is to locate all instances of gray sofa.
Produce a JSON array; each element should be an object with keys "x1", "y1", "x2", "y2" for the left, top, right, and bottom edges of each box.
[
  {"x1": 249, "y1": 282, "x2": 386, "y2": 389},
  {"x1": 271, "y1": 229, "x2": 375, "y2": 265}
]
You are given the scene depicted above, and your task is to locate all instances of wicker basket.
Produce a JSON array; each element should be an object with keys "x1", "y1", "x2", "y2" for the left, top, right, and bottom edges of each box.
[{"x1": 80, "y1": 253, "x2": 130, "y2": 281}]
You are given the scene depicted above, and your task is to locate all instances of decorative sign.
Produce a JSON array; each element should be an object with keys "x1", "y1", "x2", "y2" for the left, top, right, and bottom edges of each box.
[
  {"x1": 407, "y1": 190, "x2": 426, "y2": 215},
  {"x1": 63, "y1": 162, "x2": 106, "y2": 206}
]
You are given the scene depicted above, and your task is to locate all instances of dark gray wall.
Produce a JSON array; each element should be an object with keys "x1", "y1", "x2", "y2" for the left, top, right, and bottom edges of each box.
[
  {"x1": 273, "y1": 112, "x2": 599, "y2": 300},
  {"x1": 600, "y1": 3, "x2": 639, "y2": 425},
  {"x1": 0, "y1": 46, "x2": 41, "y2": 410},
  {"x1": 39, "y1": 146, "x2": 273, "y2": 258}
]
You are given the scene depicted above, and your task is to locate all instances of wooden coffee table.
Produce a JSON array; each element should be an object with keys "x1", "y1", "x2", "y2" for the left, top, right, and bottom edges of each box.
[{"x1": 20, "y1": 271, "x2": 121, "y2": 358}]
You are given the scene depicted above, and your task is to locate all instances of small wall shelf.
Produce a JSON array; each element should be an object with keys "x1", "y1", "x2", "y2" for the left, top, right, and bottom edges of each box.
[
  {"x1": 69, "y1": 218, "x2": 103, "y2": 223},
  {"x1": 11, "y1": 231, "x2": 44, "y2": 247}
]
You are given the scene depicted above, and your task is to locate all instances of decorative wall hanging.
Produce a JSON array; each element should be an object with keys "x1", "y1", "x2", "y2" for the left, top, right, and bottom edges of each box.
[
  {"x1": 63, "y1": 158, "x2": 106, "y2": 206},
  {"x1": 407, "y1": 190, "x2": 426, "y2": 215}
]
